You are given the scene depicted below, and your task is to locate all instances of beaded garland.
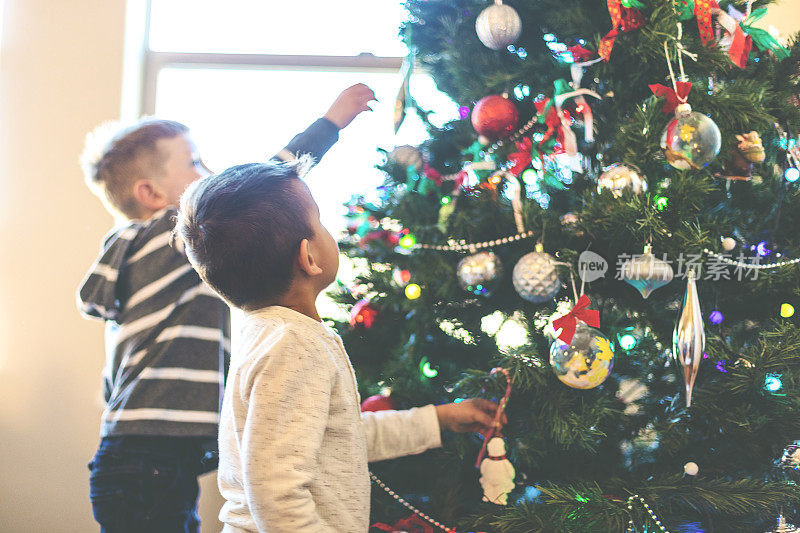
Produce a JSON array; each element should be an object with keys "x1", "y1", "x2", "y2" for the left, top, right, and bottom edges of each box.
[
  {"x1": 703, "y1": 249, "x2": 800, "y2": 270},
  {"x1": 626, "y1": 495, "x2": 671, "y2": 533},
  {"x1": 370, "y1": 471, "x2": 458, "y2": 533}
]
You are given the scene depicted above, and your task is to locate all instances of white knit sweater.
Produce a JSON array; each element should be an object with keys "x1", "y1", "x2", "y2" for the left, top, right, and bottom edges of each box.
[{"x1": 218, "y1": 306, "x2": 442, "y2": 532}]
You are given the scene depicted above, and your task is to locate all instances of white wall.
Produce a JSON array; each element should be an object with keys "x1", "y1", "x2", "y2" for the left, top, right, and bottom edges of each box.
[
  {"x1": 0, "y1": 1, "x2": 797, "y2": 532},
  {"x1": 0, "y1": 0, "x2": 223, "y2": 531}
]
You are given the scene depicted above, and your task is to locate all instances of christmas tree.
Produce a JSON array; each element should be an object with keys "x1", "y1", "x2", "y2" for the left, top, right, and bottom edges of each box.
[{"x1": 334, "y1": 0, "x2": 800, "y2": 531}]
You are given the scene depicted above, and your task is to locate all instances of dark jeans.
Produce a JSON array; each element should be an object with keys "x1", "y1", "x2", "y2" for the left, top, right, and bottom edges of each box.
[{"x1": 88, "y1": 436, "x2": 218, "y2": 533}]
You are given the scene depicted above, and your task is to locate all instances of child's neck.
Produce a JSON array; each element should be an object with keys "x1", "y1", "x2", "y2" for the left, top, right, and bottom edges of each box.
[{"x1": 274, "y1": 285, "x2": 322, "y2": 322}]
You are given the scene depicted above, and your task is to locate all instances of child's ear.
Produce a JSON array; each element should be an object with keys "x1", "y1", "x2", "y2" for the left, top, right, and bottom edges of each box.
[
  {"x1": 133, "y1": 179, "x2": 168, "y2": 211},
  {"x1": 297, "y1": 239, "x2": 324, "y2": 276}
]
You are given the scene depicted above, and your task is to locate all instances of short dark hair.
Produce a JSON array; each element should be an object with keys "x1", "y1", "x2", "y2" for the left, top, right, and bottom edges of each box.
[
  {"x1": 176, "y1": 160, "x2": 315, "y2": 310},
  {"x1": 82, "y1": 119, "x2": 189, "y2": 219}
]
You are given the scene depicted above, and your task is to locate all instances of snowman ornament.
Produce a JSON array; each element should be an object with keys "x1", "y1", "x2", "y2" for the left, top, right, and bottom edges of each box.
[{"x1": 479, "y1": 436, "x2": 515, "y2": 505}]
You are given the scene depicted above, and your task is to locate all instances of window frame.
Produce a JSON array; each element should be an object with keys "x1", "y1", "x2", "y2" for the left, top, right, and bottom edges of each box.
[{"x1": 140, "y1": 0, "x2": 404, "y2": 115}]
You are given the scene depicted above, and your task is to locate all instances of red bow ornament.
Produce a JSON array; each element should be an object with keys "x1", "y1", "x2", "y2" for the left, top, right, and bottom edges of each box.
[
  {"x1": 507, "y1": 137, "x2": 533, "y2": 177},
  {"x1": 552, "y1": 294, "x2": 600, "y2": 344},
  {"x1": 648, "y1": 81, "x2": 692, "y2": 114},
  {"x1": 422, "y1": 164, "x2": 443, "y2": 186}
]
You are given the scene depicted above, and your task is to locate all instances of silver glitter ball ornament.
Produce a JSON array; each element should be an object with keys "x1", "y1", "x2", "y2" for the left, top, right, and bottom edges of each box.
[
  {"x1": 620, "y1": 245, "x2": 674, "y2": 298},
  {"x1": 550, "y1": 322, "x2": 614, "y2": 389},
  {"x1": 475, "y1": 1, "x2": 522, "y2": 51},
  {"x1": 512, "y1": 243, "x2": 561, "y2": 303},
  {"x1": 457, "y1": 252, "x2": 503, "y2": 297},
  {"x1": 597, "y1": 164, "x2": 647, "y2": 197},
  {"x1": 661, "y1": 103, "x2": 722, "y2": 170}
]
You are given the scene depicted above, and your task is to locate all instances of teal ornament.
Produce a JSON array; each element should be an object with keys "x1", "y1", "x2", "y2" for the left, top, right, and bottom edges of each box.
[{"x1": 620, "y1": 245, "x2": 674, "y2": 298}]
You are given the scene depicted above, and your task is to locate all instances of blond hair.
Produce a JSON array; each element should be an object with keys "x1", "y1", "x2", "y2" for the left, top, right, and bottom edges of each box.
[{"x1": 81, "y1": 118, "x2": 189, "y2": 219}]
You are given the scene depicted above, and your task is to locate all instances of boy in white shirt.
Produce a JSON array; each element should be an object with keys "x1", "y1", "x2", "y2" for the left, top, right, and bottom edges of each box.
[{"x1": 175, "y1": 161, "x2": 502, "y2": 532}]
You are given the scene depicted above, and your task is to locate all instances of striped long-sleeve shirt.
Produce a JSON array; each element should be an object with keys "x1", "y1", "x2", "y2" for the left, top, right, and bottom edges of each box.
[{"x1": 77, "y1": 118, "x2": 339, "y2": 437}]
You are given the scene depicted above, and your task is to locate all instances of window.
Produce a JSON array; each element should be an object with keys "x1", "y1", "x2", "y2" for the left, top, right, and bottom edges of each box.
[
  {"x1": 142, "y1": 0, "x2": 458, "y2": 317},
  {"x1": 144, "y1": 0, "x2": 458, "y2": 232}
]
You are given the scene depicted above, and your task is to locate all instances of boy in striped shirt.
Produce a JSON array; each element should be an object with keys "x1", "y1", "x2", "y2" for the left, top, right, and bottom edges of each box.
[{"x1": 77, "y1": 84, "x2": 376, "y2": 532}]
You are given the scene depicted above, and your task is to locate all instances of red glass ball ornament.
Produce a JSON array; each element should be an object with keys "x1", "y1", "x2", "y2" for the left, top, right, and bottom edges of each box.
[
  {"x1": 361, "y1": 393, "x2": 398, "y2": 412},
  {"x1": 471, "y1": 95, "x2": 519, "y2": 140},
  {"x1": 350, "y1": 299, "x2": 379, "y2": 329}
]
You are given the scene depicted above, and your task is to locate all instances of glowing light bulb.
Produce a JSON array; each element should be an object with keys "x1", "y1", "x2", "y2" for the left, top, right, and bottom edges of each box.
[
  {"x1": 399, "y1": 234, "x2": 416, "y2": 250},
  {"x1": 708, "y1": 311, "x2": 723, "y2": 325},
  {"x1": 781, "y1": 303, "x2": 795, "y2": 318},
  {"x1": 441, "y1": 196, "x2": 451, "y2": 205},
  {"x1": 420, "y1": 358, "x2": 438, "y2": 379},
  {"x1": 785, "y1": 167, "x2": 800, "y2": 183},
  {"x1": 765, "y1": 373, "x2": 783, "y2": 392},
  {"x1": 619, "y1": 334, "x2": 637, "y2": 350},
  {"x1": 405, "y1": 283, "x2": 421, "y2": 300},
  {"x1": 458, "y1": 106, "x2": 470, "y2": 120},
  {"x1": 655, "y1": 196, "x2": 668, "y2": 211}
]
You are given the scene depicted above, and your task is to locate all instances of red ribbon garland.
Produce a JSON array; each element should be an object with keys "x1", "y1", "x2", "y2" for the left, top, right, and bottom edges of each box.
[
  {"x1": 423, "y1": 164, "x2": 443, "y2": 186},
  {"x1": 552, "y1": 294, "x2": 600, "y2": 344},
  {"x1": 648, "y1": 81, "x2": 692, "y2": 114},
  {"x1": 599, "y1": 0, "x2": 646, "y2": 61},
  {"x1": 694, "y1": 0, "x2": 720, "y2": 46},
  {"x1": 507, "y1": 137, "x2": 533, "y2": 177},
  {"x1": 728, "y1": 28, "x2": 752, "y2": 68}
]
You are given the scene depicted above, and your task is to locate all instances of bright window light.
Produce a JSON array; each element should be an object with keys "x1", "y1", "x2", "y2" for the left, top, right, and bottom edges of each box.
[
  {"x1": 155, "y1": 68, "x2": 457, "y2": 232},
  {"x1": 149, "y1": 0, "x2": 409, "y2": 56}
]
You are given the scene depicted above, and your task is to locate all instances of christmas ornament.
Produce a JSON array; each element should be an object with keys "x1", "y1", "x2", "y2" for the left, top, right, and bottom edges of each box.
[
  {"x1": 620, "y1": 244, "x2": 674, "y2": 298},
  {"x1": 661, "y1": 103, "x2": 722, "y2": 170},
  {"x1": 471, "y1": 95, "x2": 519, "y2": 141},
  {"x1": 388, "y1": 145, "x2": 424, "y2": 171},
  {"x1": 683, "y1": 462, "x2": 699, "y2": 476},
  {"x1": 673, "y1": 269, "x2": 705, "y2": 408},
  {"x1": 512, "y1": 243, "x2": 561, "y2": 303},
  {"x1": 721, "y1": 236, "x2": 737, "y2": 251},
  {"x1": 350, "y1": 299, "x2": 379, "y2": 329},
  {"x1": 723, "y1": 131, "x2": 765, "y2": 181},
  {"x1": 549, "y1": 320, "x2": 614, "y2": 389},
  {"x1": 475, "y1": 0, "x2": 522, "y2": 51},
  {"x1": 457, "y1": 252, "x2": 503, "y2": 297},
  {"x1": 597, "y1": 164, "x2": 647, "y2": 197},
  {"x1": 361, "y1": 393, "x2": 397, "y2": 412},
  {"x1": 765, "y1": 516, "x2": 800, "y2": 533},
  {"x1": 551, "y1": 294, "x2": 600, "y2": 345},
  {"x1": 394, "y1": 55, "x2": 413, "y2": 134},
  {"x1": 479, "y1": 437, "x2": 515, "y2": 505}
]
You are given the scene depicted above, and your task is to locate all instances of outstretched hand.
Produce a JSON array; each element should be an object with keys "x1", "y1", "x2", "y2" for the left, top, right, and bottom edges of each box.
[
  {"x1": 323, "y1": 83, "x2": 377, "y2": 129},
  {"x1": 434, "y1": 398, "x2": 507, "y2": 434}
]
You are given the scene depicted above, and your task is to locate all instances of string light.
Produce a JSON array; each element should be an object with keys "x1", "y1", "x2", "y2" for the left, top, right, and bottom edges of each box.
[
  {"x1": 785, "y1": 167, "x2": 800, "y2": 183},
  {"x1": 654, "y1": 196, "x2": 669, "y2": 211},
  {"x1": 405, "y1": 283, "x2": 422, "y2": 300},
  {"x1": 781, "y1": 303, "x2": 795, "y2": 318},
  {"x1": 399, "y1": 234, "x2": 417, "y2": 250},
  {"x1": 420, "y1": 358, "x2": 439, "y2": 379},
  {"x1": 765, "y1": 373, "x2": 783, "y2": 393},
  {"x1": 619, "y1": 334, "x2": 637, "y2": 350},
  {"x1": 708, "y1": 310, "x2": 723, "y2": 325}
]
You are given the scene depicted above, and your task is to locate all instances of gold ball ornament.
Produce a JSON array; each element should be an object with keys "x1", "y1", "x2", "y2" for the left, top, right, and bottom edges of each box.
[
  {"x1": 597, "y1": 164, "x2": 647, "y2": 197},
  {"x1": 388, "y1": 145, "x2": 424, "y2": 171},
  {"x1": 661, "y1": 103, "x2": 722, "y2": 170},
  {"x1": 457, "y1": 252, "x2": 503, "y2": 297},
  {"x1": 549, "y1": 321, "x2": 614, "y2": 389}
]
